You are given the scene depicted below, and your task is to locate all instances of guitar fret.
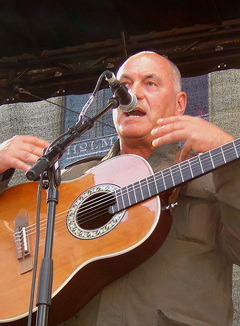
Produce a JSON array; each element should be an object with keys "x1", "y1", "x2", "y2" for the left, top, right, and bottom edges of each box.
[
  {"x1": 133, "y1": 180, "x2": 144, "y2": 203},
  {"x1": 186, "y1": 160, "x2": 193, "y2": 180},
  {"x1": 233, "y1": 141, "x2": 238, "y2": 158},
  {"x1": 211, "y1": 147, "x2": 225, "y2": 167},
  {"x1": 132, "y1": 184, "x2": 138, "y2": 204},
  {"x1": 209, "y1": 151, "x2": 215, "y2": 168},
  {"x1": 188, "y1": 160, "x2": 194, "y2": 178},
  {"x1": 140, "y1": 180, "x2": 144, "y2": 199},
  {"x1": 199, "y1": 151, "x2": 213, "y2": 173},
  {"x1": 180, "y1": 160, "x2": 191, "y2": 181},
  {"x1": 220, "y1": 146, "x2": 226, "y2": 164},
  {"x1": 127, "y1": 187, "x2": 131, "y2": 205},
  {"x1": 120, "y1": 188, "x2": 126, "y2": 209},
  {"x1": 189, "y1": 156, "x2": 202, "y2": 178},
  {"x1": 172, "y1": 164, "x2": 184, "y2": 184},
  {"x1": 226, "y1": 141, "x2": 239, "y2": 162},
  {"x1": 169, "y1": 167, "x2": 175, "y2": 187},
  {"x1": 140, "y1": 179, "x2": 151, "y2": 200},
  {"x1": 115, "y1": 189, "x2": 122, "y2": 211},
  {"x1": 148, "y1": 175, "x2": 158, "y2": 197},
  {"x1": 146, "y1": 178, "x2": 151, "y2": 197},
  {"x1": 155, "y1": 172, "x2": 166, "y2": 193},
  {"x1": 237, "y1": 139, "x2": 240, "y2": 156},
  {"x1": 120, "y1": 187, "x2": 128, "y2": 209},
  {"x1": 127, "y1": 184, "x2": 137, "y2": 207},
  {"x1": 161, "y1": 171, "x2": 167, "y2": 190},
  {"x1": 125, "y1": 187, "x2": 131, "y2": 208},
  {"x1": 163, "y1": 169, "x2": 174, "y2": 189},
  {"x1": 198, "y1": 155, "x2": 204, "y2": 174}
]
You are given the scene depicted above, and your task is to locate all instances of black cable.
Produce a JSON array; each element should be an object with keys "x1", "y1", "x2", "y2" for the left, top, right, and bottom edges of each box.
[{"x1": 27, "y1": 173, "x2": 44, "y2": 326}]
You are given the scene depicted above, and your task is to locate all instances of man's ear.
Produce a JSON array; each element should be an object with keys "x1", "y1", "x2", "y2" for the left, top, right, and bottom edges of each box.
[{"x1": 175, "y1": 91, "x2": 187, "y2": 116}]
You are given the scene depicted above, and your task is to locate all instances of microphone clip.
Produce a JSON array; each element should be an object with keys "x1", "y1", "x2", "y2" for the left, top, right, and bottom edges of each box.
[{"x1": 105, "y1": 71, "x2": 137, "y2": 113}]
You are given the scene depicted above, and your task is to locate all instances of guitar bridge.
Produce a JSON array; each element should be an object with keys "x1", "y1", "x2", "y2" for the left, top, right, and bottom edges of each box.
[{"x1": 14, "y1": 213, "x2": 33, "y2": 274}]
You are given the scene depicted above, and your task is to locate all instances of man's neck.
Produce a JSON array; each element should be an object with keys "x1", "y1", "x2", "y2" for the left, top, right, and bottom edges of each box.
[{"x1": 120, "y1": 141, "x2": 154, "y2": 159}]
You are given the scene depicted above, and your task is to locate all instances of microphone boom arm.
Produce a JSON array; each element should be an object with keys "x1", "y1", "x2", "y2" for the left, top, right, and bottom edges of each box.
[{"x1": 26, "y1": 97, "x2": 119, "y2": 181}]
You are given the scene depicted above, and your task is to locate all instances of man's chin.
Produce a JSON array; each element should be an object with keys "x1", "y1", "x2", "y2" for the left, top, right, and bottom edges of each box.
[{"x1": 119, "y1": 130, "x2": 152, "y2": 141}]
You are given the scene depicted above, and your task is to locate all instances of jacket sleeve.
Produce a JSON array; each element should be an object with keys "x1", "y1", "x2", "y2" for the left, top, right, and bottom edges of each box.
[
  {"x1": 213, "y1": 160, "x2": 240, "y2": 265},
  {"x1": 0, "y1": 168, "x2": 15, "y2": 195}
]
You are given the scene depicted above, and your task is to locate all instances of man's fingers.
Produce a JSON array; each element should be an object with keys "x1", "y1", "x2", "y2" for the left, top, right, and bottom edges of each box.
[{"x1": 0, "y1": 135, "x2": 50, "y2": 174}]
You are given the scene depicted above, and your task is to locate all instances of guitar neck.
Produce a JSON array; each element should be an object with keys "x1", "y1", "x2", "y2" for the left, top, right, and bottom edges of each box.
[{"x1": 109, "y1": 138, "x2": 240, "y2": 214}]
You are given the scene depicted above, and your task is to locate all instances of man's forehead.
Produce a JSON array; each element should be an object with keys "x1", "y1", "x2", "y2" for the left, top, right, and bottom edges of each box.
[
  {"x1": 117, "y1": 54, "x2": 169, "y2": 79},
  {"x1": 117, "y1": 64, "x2": 167, "y2": 81},
  {"x1": 119, "y1": 72, "x2": 161, "y2": 82}
]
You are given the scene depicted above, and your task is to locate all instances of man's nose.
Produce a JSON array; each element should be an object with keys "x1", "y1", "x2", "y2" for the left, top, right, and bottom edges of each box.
[{"x1": 130, "y1": 82, "x2": 144, "y2": 99}]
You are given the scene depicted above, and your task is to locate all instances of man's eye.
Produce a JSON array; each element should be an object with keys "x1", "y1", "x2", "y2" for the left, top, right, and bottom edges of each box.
[{"x1": 148, "y1": 81, "x2": 156, "y2": 87}]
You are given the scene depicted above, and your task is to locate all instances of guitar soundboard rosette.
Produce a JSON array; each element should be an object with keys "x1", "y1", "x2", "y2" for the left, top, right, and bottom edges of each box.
[{"x1": 66, "y1": 183, "x2": 124, "y2": 239}]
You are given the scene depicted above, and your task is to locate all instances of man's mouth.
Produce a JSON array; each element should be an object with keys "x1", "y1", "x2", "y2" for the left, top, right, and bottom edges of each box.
[{"x1": 126, "y1": 109, "x2": 146, "y2": 117}]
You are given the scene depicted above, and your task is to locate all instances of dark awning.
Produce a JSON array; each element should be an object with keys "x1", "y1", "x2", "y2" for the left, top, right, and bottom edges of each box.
[{"x1": 0, "y1": 0, "x2": 239, "y2": 104}]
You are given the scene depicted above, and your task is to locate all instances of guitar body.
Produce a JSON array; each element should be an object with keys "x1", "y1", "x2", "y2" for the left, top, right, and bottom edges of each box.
[{"x1": 0, "y1": 155, "x2": 172, "y2": 326}]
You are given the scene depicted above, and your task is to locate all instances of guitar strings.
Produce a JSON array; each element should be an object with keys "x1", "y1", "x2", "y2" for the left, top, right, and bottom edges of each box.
[
  {"x1": 21, "y1": 141, "x2": 240, "y2": 241},
  {"x1": 16, "y1": 157, "x2": 239, "y2": 251},
  {"x1": 15, "y1": 141, "x2": 240, "y2": 251},
  {"x1": 35, "y1": 140, "x2": 239, "y2": 231},
  {"x1": 72, "y1": 141, "x2": 240, "y2": 223}
]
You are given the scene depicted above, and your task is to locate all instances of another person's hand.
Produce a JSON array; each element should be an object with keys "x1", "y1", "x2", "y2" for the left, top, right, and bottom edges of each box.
[
  {"x1": 0, "y1": 135, "x2": 50, "y2": 174},
  {"x1": 151, "y1": 115, "x2": 235, "y2": 161}
]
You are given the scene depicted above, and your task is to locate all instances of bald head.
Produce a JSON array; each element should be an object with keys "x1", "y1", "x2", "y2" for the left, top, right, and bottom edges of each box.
[{"x1": 117, "y1": 51, "x2": 182, "y2": 93}]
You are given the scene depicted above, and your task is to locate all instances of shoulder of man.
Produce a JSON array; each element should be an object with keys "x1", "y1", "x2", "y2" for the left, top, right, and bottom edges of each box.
[{"x1": 61, "y1": 156, "x2": 104, "y2": 182}]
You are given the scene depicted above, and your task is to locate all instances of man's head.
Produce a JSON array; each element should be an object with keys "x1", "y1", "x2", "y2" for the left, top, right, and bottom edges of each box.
[{"x1": 112, "y1": 51, "x2": 187, "y2": 150}]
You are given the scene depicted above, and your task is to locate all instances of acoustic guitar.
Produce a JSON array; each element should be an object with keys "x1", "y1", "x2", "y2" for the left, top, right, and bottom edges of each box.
[{"x1": 0, "y1": 138, "x2": 239, "y2": 326}]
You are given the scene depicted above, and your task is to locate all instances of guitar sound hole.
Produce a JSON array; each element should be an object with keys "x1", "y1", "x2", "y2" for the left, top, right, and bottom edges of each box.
[{"x1": 76, "y1": 192, "x2": 116, "y2": 230}]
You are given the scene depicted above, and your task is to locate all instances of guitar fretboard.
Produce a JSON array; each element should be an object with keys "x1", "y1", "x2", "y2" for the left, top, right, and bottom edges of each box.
[{"x1": 109, "y1": 138, "x2": 240, "y2": 214}]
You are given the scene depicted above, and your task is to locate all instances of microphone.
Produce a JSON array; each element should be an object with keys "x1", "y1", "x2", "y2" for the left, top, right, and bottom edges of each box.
[{"x1": 105, "y1": 72, "x2": 137, "y2": 113}]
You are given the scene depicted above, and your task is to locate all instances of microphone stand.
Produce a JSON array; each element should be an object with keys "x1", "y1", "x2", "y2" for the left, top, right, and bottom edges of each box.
[
  {"x1": 35, "y1": 162, "x2": 60, "y2": 326},
  {"x1": 26, "y1": 97, "x2": 119, "y2": 326}
]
